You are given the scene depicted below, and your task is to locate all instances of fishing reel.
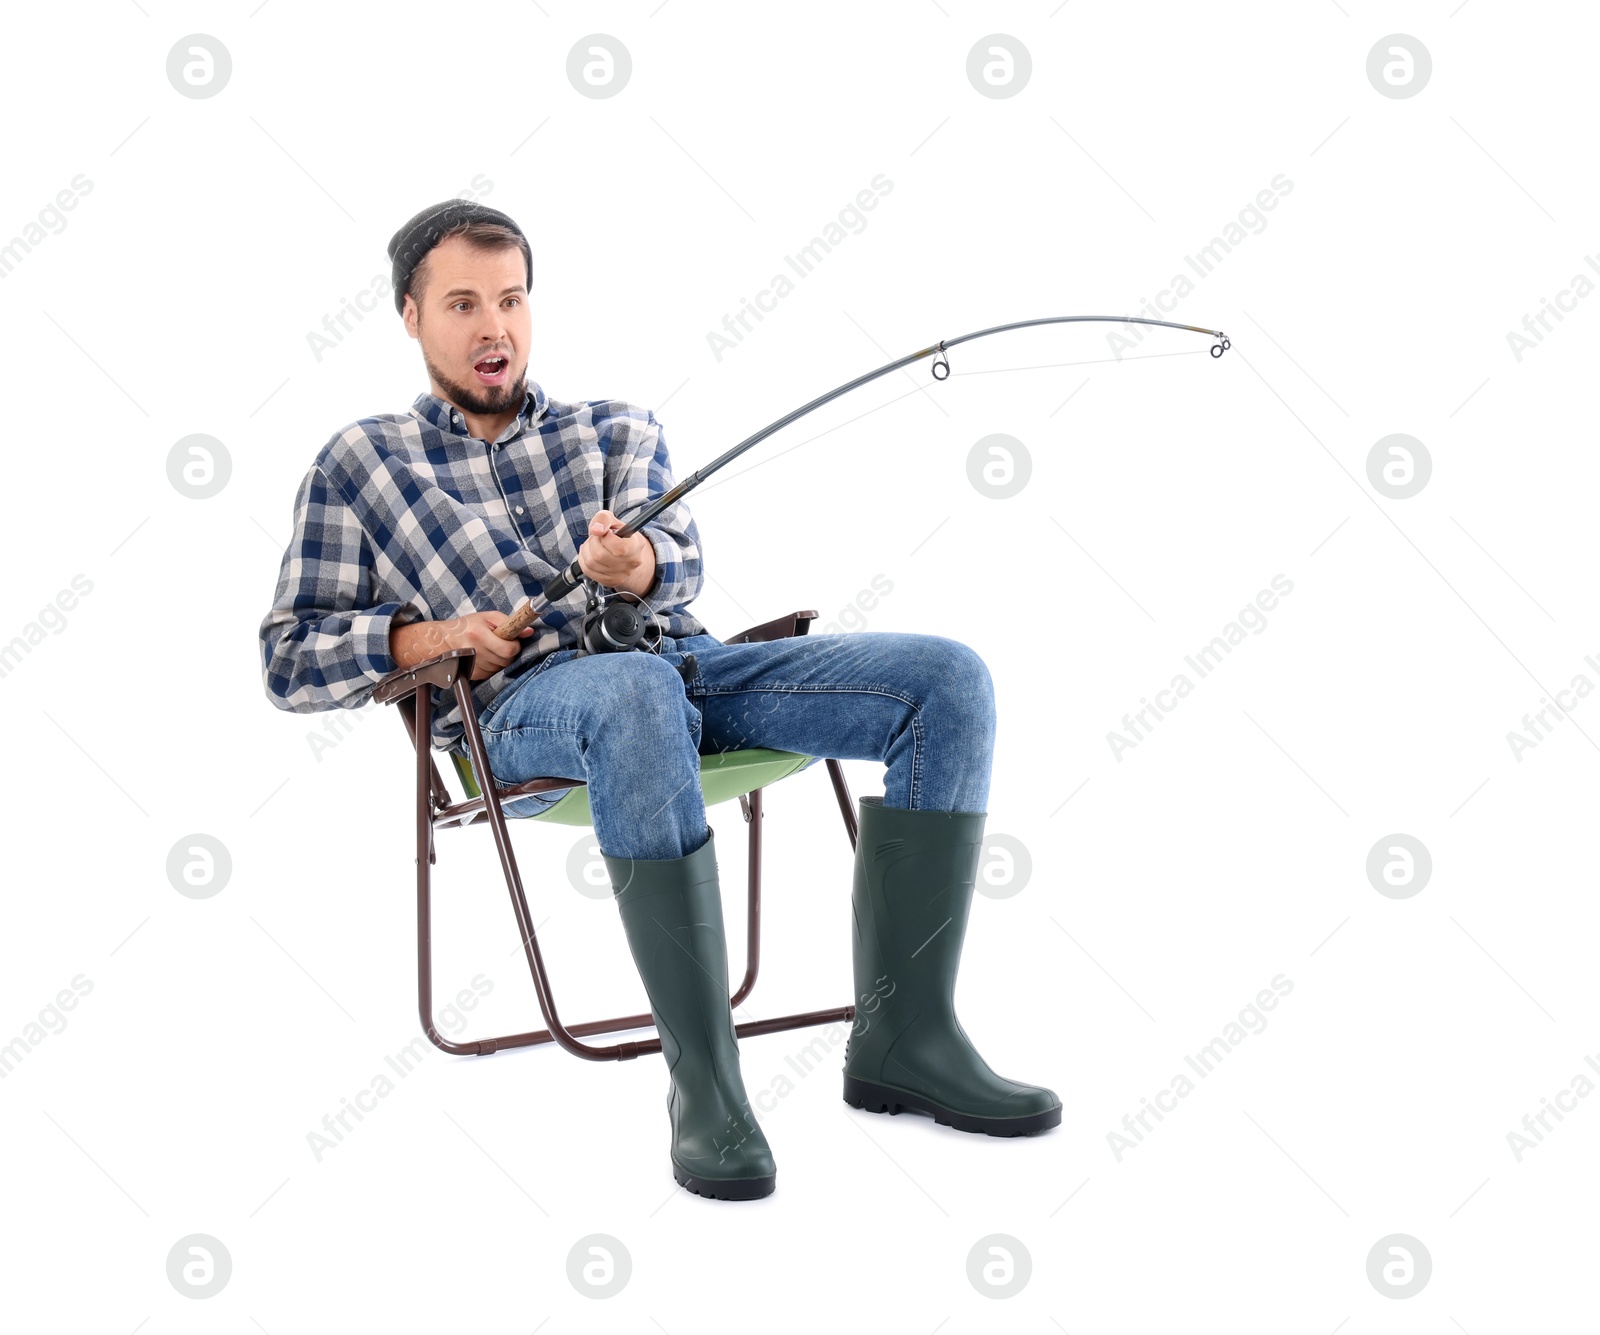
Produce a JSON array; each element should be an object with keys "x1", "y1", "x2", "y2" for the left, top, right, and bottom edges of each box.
[
  {"x1": 574, "y1": 578, "x2": 700, "y2": 683},
  {"x1": 575, "y1": 579, "x2": 663, "y2": 655}
]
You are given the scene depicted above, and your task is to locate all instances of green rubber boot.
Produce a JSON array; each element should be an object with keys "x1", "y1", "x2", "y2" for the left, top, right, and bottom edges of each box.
[
  {"x1": 606, "y1": 826, "x2": 776, "y2": 1200},
  {"x1": 843, "y1": 796, "x2": 1063, "y2": 1136}
]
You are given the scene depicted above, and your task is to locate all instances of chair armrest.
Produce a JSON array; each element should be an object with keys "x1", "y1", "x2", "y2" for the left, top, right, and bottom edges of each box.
[
  {"x1": 372, "y1": 647, "x2": 477, "y2": 705},
  {"x1": 723, "y1": 609, "x2": 820, "y2": 645}
]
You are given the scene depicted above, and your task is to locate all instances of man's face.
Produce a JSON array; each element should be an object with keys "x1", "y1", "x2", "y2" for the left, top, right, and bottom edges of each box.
[{"x1": 403, "y1": 234, "x2": 531, "y2": 418}]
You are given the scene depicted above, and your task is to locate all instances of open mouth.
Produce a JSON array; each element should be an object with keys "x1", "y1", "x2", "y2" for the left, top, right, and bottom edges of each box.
[{"x1": 473, "y1": 354, "x2": 509, "y2": 385}]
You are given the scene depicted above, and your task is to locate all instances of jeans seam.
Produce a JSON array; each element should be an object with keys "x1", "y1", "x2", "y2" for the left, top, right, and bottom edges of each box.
[
  {"x1": 691, "y1": 683, "x2": 921, "y2": 708},
  {"x1": 692, "y1": 681, "x2": 929, "y2": 803},
  {"x1": 909, "y1": 711, "x2": 923, "y2": 808},
  {"x1": 483, "y1": 721, "x2": 582, "y2": 741}
]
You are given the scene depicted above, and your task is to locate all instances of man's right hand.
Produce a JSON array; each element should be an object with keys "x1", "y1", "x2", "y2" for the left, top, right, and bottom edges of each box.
[{"x1": 390, "y1": 610, "x2": 537, "y2": 682}]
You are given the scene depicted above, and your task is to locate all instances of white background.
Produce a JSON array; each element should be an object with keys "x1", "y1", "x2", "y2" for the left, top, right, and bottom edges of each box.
[{"x1": 1, "y1": 0, "x2": 1595, "y2": 1328}]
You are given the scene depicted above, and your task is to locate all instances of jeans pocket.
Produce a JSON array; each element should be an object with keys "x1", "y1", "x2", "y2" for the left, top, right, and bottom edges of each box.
[{"x1": 481, "y1": 647, "x2": 578, "y2": 735}]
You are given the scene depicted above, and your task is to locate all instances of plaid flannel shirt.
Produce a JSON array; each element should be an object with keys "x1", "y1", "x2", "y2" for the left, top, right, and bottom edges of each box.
[{"x1": 259, "y1": 379, "x2": 707, "y2": 753}]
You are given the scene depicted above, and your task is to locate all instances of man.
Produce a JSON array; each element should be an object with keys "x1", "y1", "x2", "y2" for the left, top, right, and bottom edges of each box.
[{"x1": 259, "y1": 200, "x2": 1060, "y2": 1202}]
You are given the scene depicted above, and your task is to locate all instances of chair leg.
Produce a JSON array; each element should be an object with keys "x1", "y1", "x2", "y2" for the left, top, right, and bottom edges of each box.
[
  {"x1": 414, "y1": 682, "x2": 622, "y2": 1060},
  {"x1": 825, "y1": 759, "x2": 858, "y2": 848},
  {"x1": 730, "y1": 785, "x2": 762, "y2": 1008},
  {"x1": 730, "y1": 760, "x2": 858, "y2": 1008},
  {"x1": 412, "y1": 678, "x2": 856, "y2": 1061}
]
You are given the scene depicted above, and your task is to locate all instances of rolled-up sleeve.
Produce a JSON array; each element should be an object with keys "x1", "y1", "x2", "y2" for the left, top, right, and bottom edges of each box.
[
  {"x1": 611, "y1": 408, "x2": 705, "y2": 613},
  {"x1": 258, "y1": 463, "x2": 417, "y2": 713}
]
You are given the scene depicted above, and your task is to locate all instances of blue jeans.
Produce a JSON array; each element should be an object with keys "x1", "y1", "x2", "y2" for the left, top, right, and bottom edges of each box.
[{"x1": 468, "y1": 630, "x2": 997, "y2": 861}]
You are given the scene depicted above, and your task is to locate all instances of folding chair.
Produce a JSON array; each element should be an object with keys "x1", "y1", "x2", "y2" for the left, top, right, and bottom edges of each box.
[{"x1": 371, "y1": 608, "x2": 861, "y2": 1062}]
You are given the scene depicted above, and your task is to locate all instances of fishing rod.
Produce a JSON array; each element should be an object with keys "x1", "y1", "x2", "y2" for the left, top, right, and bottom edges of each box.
[{"x1": 494, "y1": 313, "x2": 1230, "y2": 642}]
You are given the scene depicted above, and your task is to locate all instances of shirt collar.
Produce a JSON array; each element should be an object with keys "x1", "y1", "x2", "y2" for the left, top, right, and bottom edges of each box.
[{"x1": 410, "y1": 378, "x2": 548, "y2": 442}]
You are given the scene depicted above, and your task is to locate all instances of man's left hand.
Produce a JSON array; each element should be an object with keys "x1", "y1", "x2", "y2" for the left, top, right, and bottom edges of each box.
[{"x1": 577, "y1": 510, "x2": 656, "y2": 596}]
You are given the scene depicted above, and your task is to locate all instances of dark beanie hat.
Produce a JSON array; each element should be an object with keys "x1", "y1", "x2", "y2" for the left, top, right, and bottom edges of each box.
[{"x1": 386, "y1": 200, "x2": 531, "y2": 315}]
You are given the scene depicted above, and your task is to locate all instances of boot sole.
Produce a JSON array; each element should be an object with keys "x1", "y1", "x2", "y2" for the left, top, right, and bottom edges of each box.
[
  {"x1": 843, "y1": 1074, "x2": 1062, "y2": 1137},
  {"x1": 672, "y1": 1160, "x2": 776, "y2": 1201}
]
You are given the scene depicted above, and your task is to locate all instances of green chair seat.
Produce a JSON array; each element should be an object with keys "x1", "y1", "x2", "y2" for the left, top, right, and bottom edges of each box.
[{"x1": 449, "y1": 746, "x2": 818, "y2": 827}]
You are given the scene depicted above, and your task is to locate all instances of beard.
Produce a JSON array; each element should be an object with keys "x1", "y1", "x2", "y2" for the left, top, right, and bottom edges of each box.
[{"x1": 422, "y1": 347, "x2": 526, "y2": 417}]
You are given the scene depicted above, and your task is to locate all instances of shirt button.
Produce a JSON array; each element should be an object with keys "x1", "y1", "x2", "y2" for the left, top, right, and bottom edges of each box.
[{"x1": 515, "y1": 506, "x2": 525, "y2": 514}]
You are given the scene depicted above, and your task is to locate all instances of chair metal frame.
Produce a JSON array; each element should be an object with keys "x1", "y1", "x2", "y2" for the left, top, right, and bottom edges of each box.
[{"x1": 372, "y1": 608, "x2": 860, "y2": 1063}]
